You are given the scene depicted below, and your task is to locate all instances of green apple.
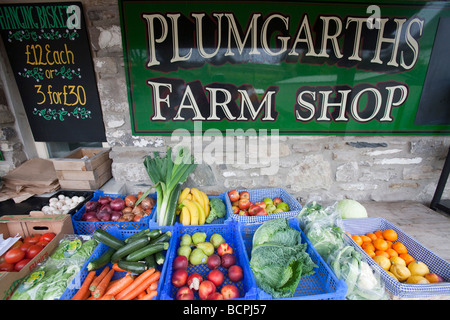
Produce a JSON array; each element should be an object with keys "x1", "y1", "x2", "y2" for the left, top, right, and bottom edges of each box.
[
  {"x1": 276, "y1": 202, "x2": 290, "y2": 212},
  {"x1": 263, "y1": 198, "x2": 273, "y2": 206},
  {"x1": 266, "y1": 204, "x2": 276, "y2": 213}
]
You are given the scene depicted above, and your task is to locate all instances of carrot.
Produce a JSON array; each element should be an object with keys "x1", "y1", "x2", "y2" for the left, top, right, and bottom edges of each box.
[
  {"x1": 71, "y1": 271, "x2": 96, "y2": 300},
  {"x1": 139, "y1": 290, "x2": 157, "y2": 300},
  {"x1": 99, "y1": 295, "x2": 115, "y2": 300},
  {"x1": 112, "y1": 262, "x2": 127, "y2": 272},
  {"x1": 146, "y1": 280, "x2": 159, "y2": 294},
  {"x1": 89, "y1": 266, "x2": 110, "y2": 292},
  {"x1": 118, "y1": 270, "x2": 161, "y2": 301},
  {"x1": 105, "y1": 273, "x2": 134, "y2": 296},
  {"x1": 136, "y1": 291, "x2": 146, "y2": 299},
  {"x1": 114, "y1": 268, "x2": 156, "y2": 300},
  {"x1": 93, "y1": 268, "x2": 115, "y2": 298}
]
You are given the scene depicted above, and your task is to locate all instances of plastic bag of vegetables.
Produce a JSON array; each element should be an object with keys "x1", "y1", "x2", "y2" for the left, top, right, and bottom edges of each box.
[
  {"x1": 328, "y1": 245, "x2": 388, "y2": 300},
  {"x1": 10, "y1": 235, "x2": 97, "y2": 300}
]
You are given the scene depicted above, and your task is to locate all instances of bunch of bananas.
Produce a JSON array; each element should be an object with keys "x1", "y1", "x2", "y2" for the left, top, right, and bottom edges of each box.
[{"x1": 177, "y1": 187, "x2": 210, "y2": 225}]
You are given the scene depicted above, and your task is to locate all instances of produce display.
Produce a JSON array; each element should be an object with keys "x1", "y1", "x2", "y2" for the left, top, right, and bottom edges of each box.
[
  {"x1": 228, "y1": 189, "x2": 290, "y2": 216},
  {"x1": 41, "y1": 194, "x2": 86, "y2": 215},
  {"x1": 349, "y1": 229, "x2": 446, "y2": 284},
  {"x1": 249, "y1": 218, "x2": 317, "y2": 298},
  {"x1": 177, "y1": 187, "x2": 226, "y2": 225},
  {"x1": 0, "y1": 232, "x2": 56, "y2": 272},
  {"x1": 80, "y1": 193, "x2": 155, "y2": 222},
  {"x1": 9, "y1": 235, "x2": 97, "y2": 300},
  {"x1": 172, "y1": 231, "x2": 245, "y2": 300}
]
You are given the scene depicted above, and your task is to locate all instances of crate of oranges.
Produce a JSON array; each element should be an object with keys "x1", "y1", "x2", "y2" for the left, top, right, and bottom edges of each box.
[{"x1": 342, "y1": 217, "x2": 450, "y2": 299}]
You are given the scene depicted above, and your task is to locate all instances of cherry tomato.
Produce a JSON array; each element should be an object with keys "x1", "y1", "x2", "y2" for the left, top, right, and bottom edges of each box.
[
  {"x1": 26, "y1": 245, "x2": 43, "y2": 259},
  {"x1": 36, "y1": 240, "x2": 49, "y2": 247},
  {"x1": 23, "y1": 234, "x2": 40, "y2": 244},
  {"x1": 0, "y1": 262, "x2": 15, "y2": 272},
  {"x1": 19, "y1": 242, "x2": 33, "y2": 252},
  {"x1": 14, "y1": 259, "x2": 31, "y2": 271},
  {"x1": 39, "y1": 232, "x2": 56, "y2": 243},
  {"x1": 5, "y1": 248, "x2": 25, "y2": 264}
]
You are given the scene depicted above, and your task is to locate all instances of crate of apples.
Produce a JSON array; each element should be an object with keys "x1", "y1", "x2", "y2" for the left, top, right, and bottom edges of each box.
[{"x1": 228, "y1": 190, "x2": 290, "y2": 216}]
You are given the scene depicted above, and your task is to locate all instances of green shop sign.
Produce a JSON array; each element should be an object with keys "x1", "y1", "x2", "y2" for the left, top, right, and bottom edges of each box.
[{"x1": 119, "y1": 0, "x2": 450, "y2": 135}]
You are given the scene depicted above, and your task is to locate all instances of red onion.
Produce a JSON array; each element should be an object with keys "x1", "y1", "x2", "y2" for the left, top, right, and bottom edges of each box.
[
  {"x1": 85, "y1": 201, "x2": 99, "y2": 212},
  {"x1": 82, "y1": 211, "x2": 97, "y2": 221},
  {"x1": 97, "y1": 204, "x2": 112, "y2": 221},
  {"x1": 98, "y1": 196, "x2": 112, "y2": 205},
  {"x1": 110, "y1": 211, "x2": 122, "y2": 221},
  {"x1": 110, "y1": 198, "x2": 125, "y2": 211}
]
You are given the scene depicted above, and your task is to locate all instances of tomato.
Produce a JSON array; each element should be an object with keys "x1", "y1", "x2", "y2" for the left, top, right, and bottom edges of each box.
[
  {"x1": 36, "y1": 240, "x2": 49, "y2": 247},
  {"x1": 11, "y1": 240, "x2": 23, "y2": 250},
  {"x1": 19, "y1": 242, "x2": 33, "y2": 252},
  {"x1": 14, "y1": 259, "x2": 31, "y2": 271},
  {"x1": 5, "y1": 248, "x2": 25, "y2": 264},
  {"x1": 0, "y1": 262, "x2": 15, "y2": 272},
  {"x1": 39, "y1": 232, "x2": 56, "y2": 242},
  {"x1": 26, "y1": 245, "x2": 43, "y2": 259},
  {"x1": 23, "y1": 234, "x2": 40, "y2": 244}
]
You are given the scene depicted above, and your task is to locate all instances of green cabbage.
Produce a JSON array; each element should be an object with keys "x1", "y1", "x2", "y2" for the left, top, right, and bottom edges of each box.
[
  {"x1": 336, "y1": 199, "x2": 368, "y2": 219},
  {"x1": 250, "y1": 218, "x2": 317, "y2": 298}
]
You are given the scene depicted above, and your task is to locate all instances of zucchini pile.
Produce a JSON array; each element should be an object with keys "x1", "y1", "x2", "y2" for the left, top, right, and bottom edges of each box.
[{"x1": 90, "y1": 229, "x2": 171, "y2": 274}]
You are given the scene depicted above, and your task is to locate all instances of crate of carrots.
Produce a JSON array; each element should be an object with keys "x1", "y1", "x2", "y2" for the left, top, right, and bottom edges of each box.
[{"x1": 63, "y1": 226, "x2": 175, "y2": 300}]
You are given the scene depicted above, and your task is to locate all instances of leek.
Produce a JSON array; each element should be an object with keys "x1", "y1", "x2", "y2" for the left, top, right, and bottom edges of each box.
[{"x1": 141, "y1": 147, "x2": 197, "y2": 226}]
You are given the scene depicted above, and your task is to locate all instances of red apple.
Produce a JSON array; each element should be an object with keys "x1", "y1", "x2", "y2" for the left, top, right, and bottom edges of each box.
[
  {"x1": 228, "y1": 190, "x2": 240, "y2": 202},
  {"x1": 255, "y1": 201, "x2": 266, "y2": 209},
  {"x1": 217, "y1": 242, "x2": 233, "y2": 256},
  {"x1": 207, "y1": 292, "x2": 224, "y2": 300},
  {"x1": 238, "y1": 210, "x2": 248, "y2": 216},
  {"x1": 273, "y1": 197, "x2": 282, "y2": 206},
  {"x1": 221, "y1": 253, "x2": 236, "y2": 268},
  {"x1": 255, "y1": 208, "x2": 268, "y2": 216},
  {"x1": 232, "y1": 201, "x2": 239, "y2": 206},
  {"x1": 207, "y1": 254, "x2": 221, "y2": 270},
  {"x1": 239, "y1": 191, "x2": 250, "y2": 200},
  {"x1": 199, "y1": 280, "x2": 216, "y2": 300},
  {"x1": 176, "y1": 286, "x2": 195, "y2": 300},
  {"x1": 232, "y1": 205, "x2": 240, "y2": 215},
  {"x1": 424, "y1": 273, "x2": 445, "y2": 283},
  {"x1": 228, "y1": 265, "x2": 244, "y2": 282},
  {"x1": 248, "y1": 204, "x2": 263, "y2": 216},
  {"x1": 172, "y1": 255, "x2": 188, "y2": 270},
  {"x1": 171, "y1": 269, "x2": 188, "y2": 288},
  {"x1": 207, "y1": 269, "x2": 225, "y2": 287},
  {"x1": 221, "y1": 284, "x2": 240, "y2": 299},
  {"x1": 187, "y1": 272, "x2": 203, "y2": 291},
  {"x1": 238, "y1": 198, "x2": 251, "y2": 210}
]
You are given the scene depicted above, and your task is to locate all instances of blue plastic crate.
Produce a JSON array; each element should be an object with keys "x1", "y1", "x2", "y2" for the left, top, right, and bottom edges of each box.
[
  {"x1": 342, "y1": 217, "x2": 450, "y2": 299},
  {"x1": 239, "y1": 218, "x2": 347, "y2": 300},
  {"x1": 159, "y1": 221, "x2": 259, "y2": 300},
  {"x1": 72, "y1": 190, "x2": 156, "y2": 234},
  {"x1": 224, "y1": 188, "x2": 302, "y2": 223},
  {"x1": 61, "y1": 225, "x2": 175, "y2": 300}
]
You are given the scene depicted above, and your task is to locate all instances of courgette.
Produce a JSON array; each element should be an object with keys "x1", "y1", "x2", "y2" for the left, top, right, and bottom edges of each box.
[
  {"x1": 155, "y1": 251, "x2": 165, "y2": 265},
  {"x1": 144, "y1": 254, "x2": 157, "y2": 269},
  {"x1": 111, "y1": 236, "x2": 151, "y2": 263},
  {"x1": 117, "y1": 260, "x2": 148, "y2": 274},
  {"x1": 167, "y1": 183, "x2": 182, "y2": 226},
  {"x1": 93, "y1": 229, "x2": 125, "y2": 250},
  {"x1": 149, "y1": 231, "x2": 171, "y2": 245},
  {"x1": 125, "y1": 242, "x2": 169, "y2": 262},
  {"x1": 87, "y1": 247, "x2": 115, "y2": 271}
]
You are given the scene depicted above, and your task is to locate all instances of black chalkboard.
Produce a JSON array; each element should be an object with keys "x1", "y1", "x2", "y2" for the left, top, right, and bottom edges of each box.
[
  {"x1": 415, "y1": 16, "x2": 450, "y2": 125},
  {"x1": 0, "y1": 2, "x2": 106, "y2": 142}
]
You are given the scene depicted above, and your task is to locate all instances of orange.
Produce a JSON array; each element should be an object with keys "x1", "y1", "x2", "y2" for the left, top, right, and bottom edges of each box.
[
  {"x1": 360, "y1": 235, "x2": 372, "y2": 244},
  {"x1": 362, "y1": 243, "x2": 375, "y2": 252},
  {"x1": 392, "y1": 242, "x2": 408, "y2": 254},
  {"x1": 399, "y1": 253, "x2": 415, "y2": 266},
  {"x1": 386, "y1": 248, "x2": 398, "y2": 258},
  {"x1": 375, "y1": 250, "x2": 390, "y2": 258},
  {"x1": 366, "y1": 232, "x2": 378, "y2": 242},
  {"x1": 382, "y1": 229, "x2": 398, "y2": 242},
  {"x1": 364, "y1": 248, "x2": 375, "y2": 258},
  {"x1": 374, "y1": 230, "x2": 384, "y2": 239},
  {"x1": 351, "y1": 235, "x2": 363, "y2": 246},
  {"x1": 385, "y1": 240, "x2": 393, "y2": 249},
  {"x1": 373, "y1": 239, "x2": 389, "y2": 251}
]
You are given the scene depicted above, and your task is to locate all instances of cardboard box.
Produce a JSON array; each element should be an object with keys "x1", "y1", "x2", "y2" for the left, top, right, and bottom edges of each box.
[
  {"x1": 0, "y1": 213, "x2": 74, "y2": 300},
  {"x1": 51, "y1": 147, "x2": 112, "y2": 190}
]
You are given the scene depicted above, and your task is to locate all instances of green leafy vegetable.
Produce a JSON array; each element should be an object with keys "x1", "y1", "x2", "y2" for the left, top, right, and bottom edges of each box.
[
  {"x1": 205, "y1": 198, "x2": 226, "y2": 224},
  {"x1": 249, "y1": 218, "x2": 317, "y2": 298},
  {"x1": 336, "y1": 199, "x2": 368, "y2": 219},
  {"x1": 142, "y1": 147, "x2": 197, "y2": 226}
]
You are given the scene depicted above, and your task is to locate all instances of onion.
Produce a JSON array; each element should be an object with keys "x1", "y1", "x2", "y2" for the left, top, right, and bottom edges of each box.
[
  {"x1": 133, "y1": 213, "x2": 144, "y2": 222},
  {"x1": 81, "y1": 211, "x2": 97, "y2": 221},
  {"x1": 110, "y1": 211, "x2": 123, "y2": 221},
  {"x1": 97, "y1": 205, "x2": 112, "y2": 221},
  {"x1": 86, "y1": 216, "x2": 100, "y2": 222},
  {"x1": 122, "y1": 206, "x2": 133, "y2": 215},
  {"x1": 110, "y1": 198, "x2": 125, "y2": 211},
  {"x1": 125, "y1": 194, "x2": 137, "y2": 207},
  {"x1": 132, "y1": 204, "x2": 144, "y2": 216},
  {"x1": 85, "y1": 201, "x2": 99, "y2": 212},
  {"x1": 98, "y1": 196, "x2": 112, "y2": 205},
  {"x1": 140, "y1": 197, "x2": 155, "y2": 210}
]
